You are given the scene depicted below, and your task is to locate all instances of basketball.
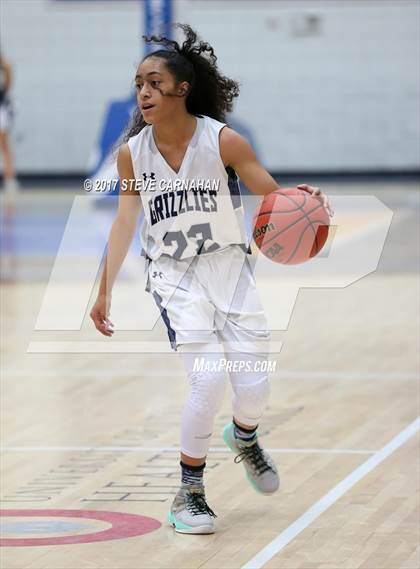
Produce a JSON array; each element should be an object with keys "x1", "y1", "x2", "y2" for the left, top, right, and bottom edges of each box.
[{"x1": 252, "y1": 187, "x2": 330, "y2": 264}]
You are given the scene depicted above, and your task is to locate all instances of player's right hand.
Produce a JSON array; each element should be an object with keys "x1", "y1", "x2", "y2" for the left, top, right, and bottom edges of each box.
[{"x1": 90, "y1": 294, "x2": 114, "y2": 337}]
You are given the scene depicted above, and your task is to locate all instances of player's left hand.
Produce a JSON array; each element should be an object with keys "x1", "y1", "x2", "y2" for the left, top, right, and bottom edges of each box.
[{"x1": 297, "y1": 184, "x2": 334, "y2": 217}]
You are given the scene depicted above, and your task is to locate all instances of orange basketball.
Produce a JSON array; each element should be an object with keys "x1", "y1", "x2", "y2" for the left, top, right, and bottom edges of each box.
[{"x1": 252, "y1": 187, "x2": 330, "y2": 264}]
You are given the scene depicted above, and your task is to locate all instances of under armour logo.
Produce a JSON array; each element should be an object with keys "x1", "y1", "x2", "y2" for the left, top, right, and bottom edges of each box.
[
  {"x1": 152, "y1": 271, "x2": 163, "y2": 278},
  {"x1": 143, "y1": 172, "x2": 156, "y2": 181}
]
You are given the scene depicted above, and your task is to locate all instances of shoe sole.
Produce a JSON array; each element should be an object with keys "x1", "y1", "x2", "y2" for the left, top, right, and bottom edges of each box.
[
  {"x1": 222, "y1": 423, "x2": 279, "y2": 495},
  {"x1": 167, "y1": 511, "x2": 215, "y2": 534}
]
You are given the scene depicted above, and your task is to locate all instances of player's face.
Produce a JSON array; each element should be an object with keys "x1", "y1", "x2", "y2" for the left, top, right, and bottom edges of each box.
[{"x1": 135, "y1": 57, "x2": 183, "y2": 124}]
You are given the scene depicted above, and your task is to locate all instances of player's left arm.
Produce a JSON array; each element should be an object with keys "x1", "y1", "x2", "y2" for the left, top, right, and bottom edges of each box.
[
  {"x1": 220, "y1": 127, "x2": 333, "y2": 217},
  {"x1": 0, "y1": 59, "x2": 12, "y2": 93}
]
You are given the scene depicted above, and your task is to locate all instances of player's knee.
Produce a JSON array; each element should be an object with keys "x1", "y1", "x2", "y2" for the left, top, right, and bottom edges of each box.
[
  {"x1": 232, "y1": 375, "x2": 270, "y2": 423},
  {"x1": 187, "y1": 370, "x2": 227, "y2": 417}
]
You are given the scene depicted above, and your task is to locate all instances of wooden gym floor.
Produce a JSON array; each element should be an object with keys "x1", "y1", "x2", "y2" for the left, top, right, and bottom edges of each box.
[{"x1": 1, "y1": 181, "x2": 419, "y2": 568}]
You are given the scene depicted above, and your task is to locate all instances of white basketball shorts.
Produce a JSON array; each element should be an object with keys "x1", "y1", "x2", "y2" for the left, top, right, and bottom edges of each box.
[
  {"x1": 0, "y1": 99, "x2": 13, "y2": 133},
  {"x1": 145, "y1": 244, "x2": 270, "y2": 352}
]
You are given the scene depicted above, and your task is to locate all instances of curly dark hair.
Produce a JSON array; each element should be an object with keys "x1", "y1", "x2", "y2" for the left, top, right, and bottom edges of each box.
[{"x1": 123, "y1": 23, "x2": 240, "y2": 141}]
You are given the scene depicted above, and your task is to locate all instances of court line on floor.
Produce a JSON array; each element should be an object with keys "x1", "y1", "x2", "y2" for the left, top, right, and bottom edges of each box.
[
  {"x1": 0, "y1": 446, "x2": 374, "y2": 455},
  {"x1": 275, "y1": 371, "x2": 419, "y2": 381},
  {"x1": 3, "y1": 369, "x2": 418, "y2": 381},
  {"x1": 26, "y1": 341, "x2": 284, "y2": 354},
  {"x1": 241, "y1": 416, "x2": 420, "y2": 569}
]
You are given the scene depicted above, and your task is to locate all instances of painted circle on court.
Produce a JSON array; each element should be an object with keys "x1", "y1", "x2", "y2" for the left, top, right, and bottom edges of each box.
[{"x1": 0, "y1": 509, "x2": 161, "y2": 546}]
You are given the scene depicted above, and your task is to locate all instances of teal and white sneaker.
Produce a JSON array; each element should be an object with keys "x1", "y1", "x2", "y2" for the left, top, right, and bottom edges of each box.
[
  {"x1": 167, "y1": 484, "x2": 217, "y2": 534},
  {"x1": 223, "y1": 422, "x2": 279, "y2": 494}
]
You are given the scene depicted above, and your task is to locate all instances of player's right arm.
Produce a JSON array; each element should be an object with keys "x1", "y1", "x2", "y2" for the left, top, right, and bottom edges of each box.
[{"x1": 90, "y1": 143, "x2": 142, "y2": 336}]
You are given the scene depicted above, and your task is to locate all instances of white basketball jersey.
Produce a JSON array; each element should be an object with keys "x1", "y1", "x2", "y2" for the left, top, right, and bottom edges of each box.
[{"x1": 127, "y1": 114, "x2": 249, "y2": 261}]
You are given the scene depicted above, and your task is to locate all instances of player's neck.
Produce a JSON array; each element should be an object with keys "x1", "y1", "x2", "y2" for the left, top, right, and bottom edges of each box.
[{"x1": 152, "y1": 112, "x2": 197, "y2": 147}]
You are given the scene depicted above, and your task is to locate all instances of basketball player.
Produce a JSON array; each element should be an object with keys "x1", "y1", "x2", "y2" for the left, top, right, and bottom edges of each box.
[
  {"x1": 90, "y1": 24, "x2": 333, "y2": 534},
  {"x1": 0, "y1": 53, "x2": 19, "y2": 200}
]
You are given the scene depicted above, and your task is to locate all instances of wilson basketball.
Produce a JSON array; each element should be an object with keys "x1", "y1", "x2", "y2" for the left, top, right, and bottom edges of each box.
[{"x1": 252, "y1": 187, "x2": 330, "y2": 264}]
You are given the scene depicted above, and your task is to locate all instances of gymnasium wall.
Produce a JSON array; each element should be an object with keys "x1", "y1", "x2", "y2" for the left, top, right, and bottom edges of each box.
[{"x1": 1, "y1": 0, "x2": 419, "y2": 174}]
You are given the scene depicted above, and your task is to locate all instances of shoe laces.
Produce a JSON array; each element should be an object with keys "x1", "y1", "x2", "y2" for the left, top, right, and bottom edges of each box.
[
  {"x1": 234, "y1": 440, "x2": 273, "y2": 476},
  {"x1": 186, "y1": 488, "x2": 217, "y2": 518}
]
